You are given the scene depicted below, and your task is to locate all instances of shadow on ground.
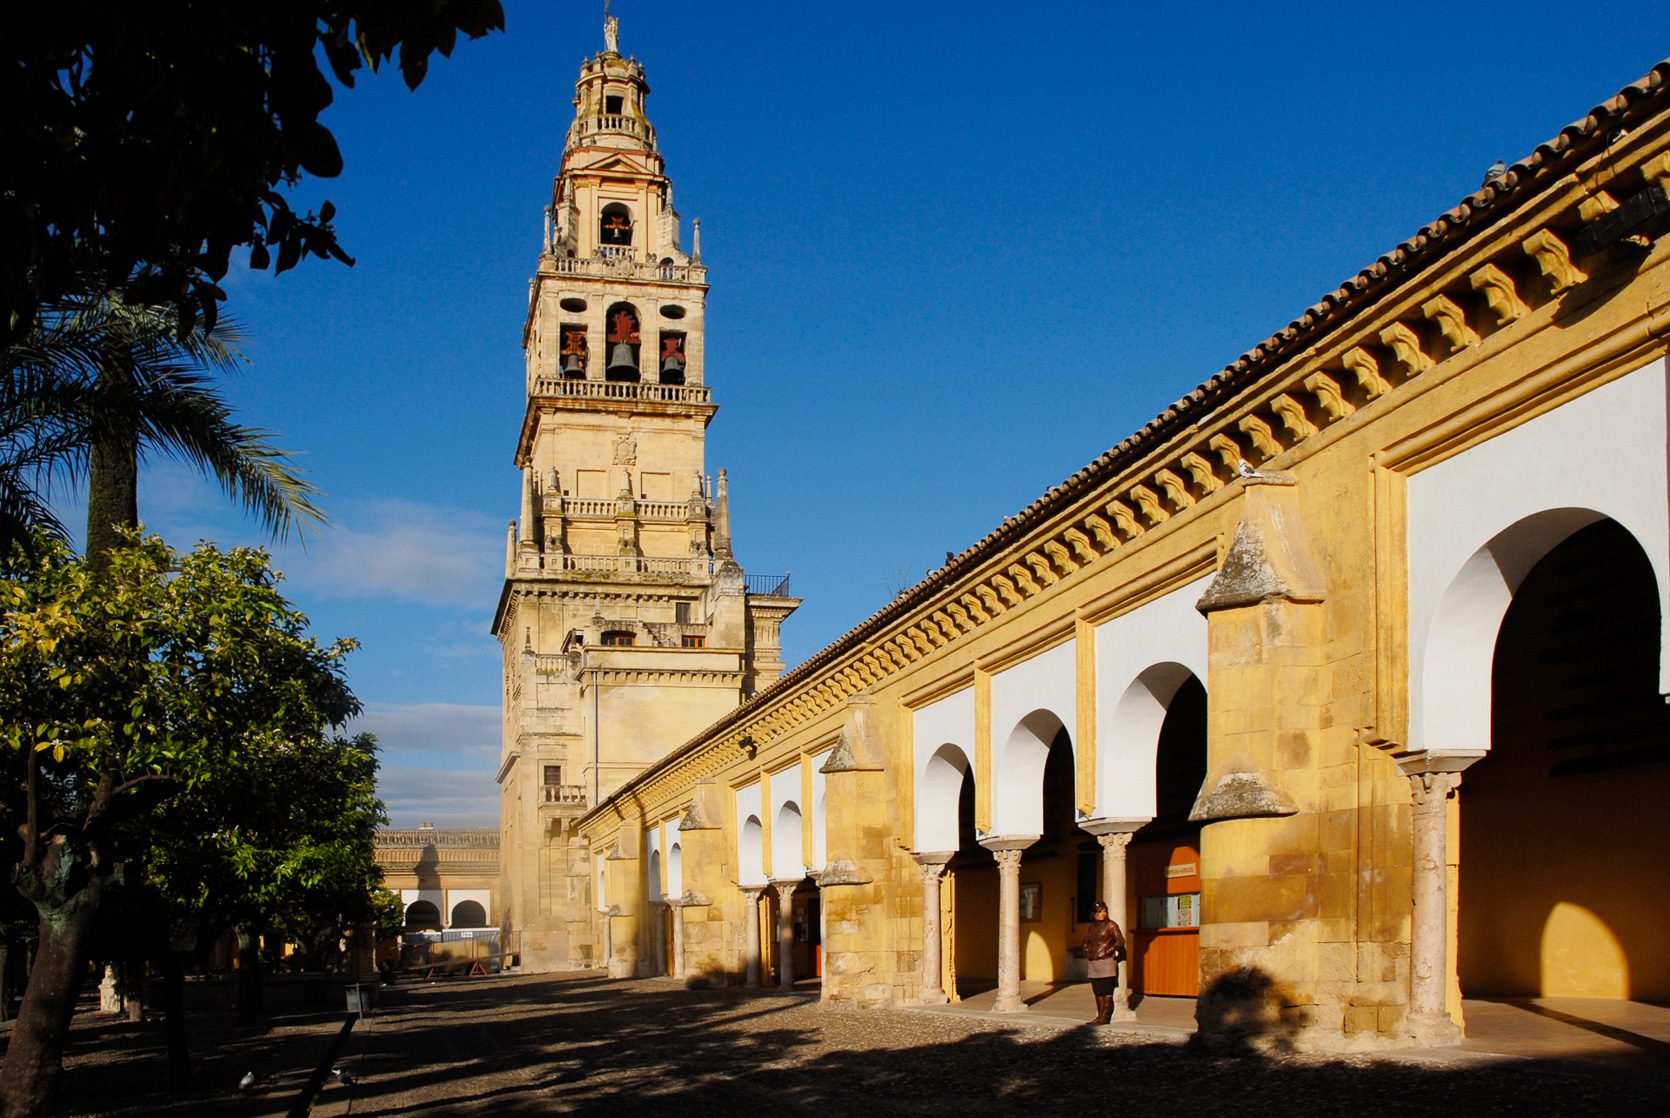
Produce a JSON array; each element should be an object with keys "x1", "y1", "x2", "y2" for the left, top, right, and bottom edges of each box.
[{"x1": 19, "y1": 972, "x2": 1670, "y2": 1116}]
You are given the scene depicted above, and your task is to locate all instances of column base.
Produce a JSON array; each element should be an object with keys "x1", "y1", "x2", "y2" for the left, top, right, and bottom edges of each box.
[
  {"x1": 992, "y1": 994, "x2": 1030, "y2": 1014},
  {"x1": 917, "y1": 990, "x2": 949, "y2": 1006},
  {"x1": 1407, "y1": 1011, "x2": 1463, "y2": 1047},
  {"x1": 1112, "y1": 988, "x2": 1135, "y2": 1021},
  {"x1": 1111, "y1": 1007, "x2": 1136, "y2": 1022}
]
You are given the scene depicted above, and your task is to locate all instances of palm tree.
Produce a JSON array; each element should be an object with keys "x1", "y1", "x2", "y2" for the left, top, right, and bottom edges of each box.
[{"x1": 2, "y1": 294, "x2": 325, "y2": 563}]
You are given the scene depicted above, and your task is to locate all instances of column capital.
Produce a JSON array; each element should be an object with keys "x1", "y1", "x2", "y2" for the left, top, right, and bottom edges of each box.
[
  {"x1": 911, "y1": 850, "x2": 955, "y2": 868},
  {"x1": 1394, "y1": 749, "x2": 1485, "y2": 779},
  {"x1": 739, "y1": 885, "x2": 765, "y2": 900},
  {"x1": 1407, "y1": 770, "x2": 1464, "y2": 812},
  {"x1": 1095, "y1": 831, "x2": 1135, "y2": 852}
]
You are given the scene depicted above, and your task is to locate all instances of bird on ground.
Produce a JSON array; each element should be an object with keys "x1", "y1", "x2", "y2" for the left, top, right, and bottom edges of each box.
[
  {"x1": 332, "y1": 1067, "x2": 358, "y2": 1087},
  {"x1": 1482, "y1": 160, "x2": 1508, "y2": 187},
  {"x1": 238, "y1": 1071, "x2": 258, "y2": 1090}
]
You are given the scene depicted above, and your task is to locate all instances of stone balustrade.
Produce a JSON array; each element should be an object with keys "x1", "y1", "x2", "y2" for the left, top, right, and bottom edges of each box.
[
  {"x1": 530, "y1": 377, "x2": 712, "y2": 405},
  {"x1": 543, "y1": 254, "x2": 707, "y2": 284}
]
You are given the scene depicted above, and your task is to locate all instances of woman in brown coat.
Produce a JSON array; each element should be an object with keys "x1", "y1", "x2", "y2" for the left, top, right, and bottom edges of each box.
[{"x1": 1082, "y1": 900, "x2": 1126, "y2": 1025}]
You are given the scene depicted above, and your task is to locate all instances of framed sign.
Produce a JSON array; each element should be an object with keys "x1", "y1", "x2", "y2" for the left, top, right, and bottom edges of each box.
[{"x1": 1019, "y1": 882, "x2": 1043, "y2": 923}]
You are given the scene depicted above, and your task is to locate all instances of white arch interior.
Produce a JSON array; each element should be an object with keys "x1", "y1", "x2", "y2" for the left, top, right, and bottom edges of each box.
[
  {"x1": 810, "y1": 748, "x2": 832, "y2": 871},
  {"x1": 989, "y1": 639, "x2": 1076, "y2": 837},
  {"x1": 667, "y1": 841, "x2": 683, "y2": 898},
  {"x1": 773, "y1": 802, "x2": 804, "y2": 880},
  {"x1": 647, "y1": 848, "x2": 663, "y2": 901},
  {"x1": 917, "y1": 742, "x2": 972, "y2": 851},
  {"x1": 596, "y1": 853, "x2": 608, "y2": 912},
  {"x1": 990, "y1": 709, "x2": 1068, "y2": 837},
  {"x1": 735, "y1": 780, "x2": 766, "y2": 884},
  {"x1": 740, "y1": 815, "x2": 765, "y2": 886},
  {"x1": 1409, "y1": 357, "x2": 1670, "y2": 753},
  {"x1": 1093, "y1": 576, "x2": 1210, "y2": 821},
  {"x1": 912, "y1": 687, "x2": 974, "y2": 850}
]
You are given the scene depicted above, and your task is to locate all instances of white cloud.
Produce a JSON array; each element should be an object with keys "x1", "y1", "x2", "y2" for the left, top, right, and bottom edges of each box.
[
  {"x1": 283, "y1": 498, "x2": 501, "y2": 608},
  {"x1": 350, "y1": 702, "x2": 501, "y2": 829}
]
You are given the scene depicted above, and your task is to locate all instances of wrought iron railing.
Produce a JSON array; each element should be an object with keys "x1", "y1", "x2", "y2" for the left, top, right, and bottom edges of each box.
[{"x1": 745, "y1": 573, "x2": 792, "y2": 597}]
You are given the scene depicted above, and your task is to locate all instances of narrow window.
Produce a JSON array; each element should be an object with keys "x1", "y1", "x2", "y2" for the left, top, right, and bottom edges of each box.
[{"x1": 681, "y1": 635, "x2": 705, "y2": 648}]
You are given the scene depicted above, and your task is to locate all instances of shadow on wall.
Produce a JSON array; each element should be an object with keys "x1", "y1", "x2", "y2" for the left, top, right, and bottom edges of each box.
[{"x1": 1190, "y1": 967, "x2": 1308, "y2": 1056}]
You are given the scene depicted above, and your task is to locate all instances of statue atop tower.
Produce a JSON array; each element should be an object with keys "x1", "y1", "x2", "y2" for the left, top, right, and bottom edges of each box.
[{"x1": 493, "y1": 25, "x2": 800, "y2": 975}]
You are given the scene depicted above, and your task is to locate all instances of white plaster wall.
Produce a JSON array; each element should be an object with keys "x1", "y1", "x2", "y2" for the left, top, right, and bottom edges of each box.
[
  {"x1": 445, "y1": 888, "x2": 492, "y2": 926},
  {"x1": 596, "y1": 853, "x2": 608, "y2": 912},
  {"x1": 645, "y1": 827, "x2": 663, "y2": 899},
  {"x1": 1093, "y1": 575, "x2": 1212, "y2": 820},
  {"x1": 666, "y1": 836, "x2": 683, "y2": 897},
  {"x1": 810, "y1": 748, "x2": 832, "y2": 871},
  {"x1": 912, "y1": 687, "x2": 975, "y2": 851},
  {"x1": 1408, "y1": 357, "x2": 1669, "y2": 755},
  {"x1": 735, "y1": 780, "x2": 767, "y2": 885},
  {"x1": 768, "y1": 760, "x2": 804, "y2": 878},
  {"x1": 400, "y1": 888, "x2": 443, "y2": 919},
  {"x1": 989, "y1": 638, "x2": 1077, "y2": 836}
]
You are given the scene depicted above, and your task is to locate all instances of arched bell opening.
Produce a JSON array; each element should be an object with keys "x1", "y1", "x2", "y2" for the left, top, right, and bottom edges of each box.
[
  {"x1": 1127, "y1": 674, "x2": 1207, "y2": 1001},
  {"x1": 599, "y1": 202, "x2": 633, "y2": 252},
  {"x1": 1460, "y1": 518, "x2": 1670, "y2": 1002},
  {"x1": 604, "y1": 303, "x2": 642, "y2": 382},
  {"x1": 657, "y1": 330, "x2": 686, "y2": 385},
  {"x1": 559, "y1": 324, "x2": 588, "y2": 378}
]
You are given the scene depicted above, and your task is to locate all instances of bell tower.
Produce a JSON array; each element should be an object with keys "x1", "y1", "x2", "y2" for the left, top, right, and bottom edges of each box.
[{"x1": 493, "y1": 15, "x2": 800, "y2": 974}]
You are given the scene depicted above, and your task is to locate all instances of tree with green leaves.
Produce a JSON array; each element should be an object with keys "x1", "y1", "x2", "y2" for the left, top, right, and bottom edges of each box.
[
  {"x1": 3, "y1": 1, "x2": 505, "y2": 342},
  {"x1": 0, "y1": 534, "x2": 358, "y2": 1118}
]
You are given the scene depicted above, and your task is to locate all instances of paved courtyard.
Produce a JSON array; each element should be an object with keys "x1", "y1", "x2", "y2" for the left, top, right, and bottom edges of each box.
[{"x1": 29, "y1": 971, "x2": 1670, "y2": 1115}]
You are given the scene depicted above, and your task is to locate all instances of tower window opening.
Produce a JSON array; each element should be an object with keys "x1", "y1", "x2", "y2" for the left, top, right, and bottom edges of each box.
[
  {"x1": 600, "y1": 203, "x2": 633, "y2": 249},
  {"x1": 659, "y1": 332, "x2": 686, "y2": 385},
  {"x1": 543, "y1": 765, "x2": 563, "y2": 787},
  {"x1": 605, "y1": 94, "x2": 624, "y2": 115},
  {"x1": 601, "y1": 630, "x2": 636, "y2": 647},
  {"x1": 560, "y1": 325, "x2": 588, "y2": 378},
  {"x1": 604, "y1": 303, "x2": 642, "y2": 382},
  {"x1": 675, "y1": 602, "x2": 692, "y2": 624},
  {"x1": 681, "y1": 634, "x2": 705, "y2": 648}
]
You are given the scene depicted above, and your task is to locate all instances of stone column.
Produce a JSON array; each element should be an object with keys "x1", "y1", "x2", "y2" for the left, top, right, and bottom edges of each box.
[
  {"x1": 1097, "y1": 831, "x2": 1138, "y2": 1020},
  {"x1": 741, "y1": 887, "x2": 765, "y2": 987},
  {"x1": 671, "y1": 902, "x2": 686, "y2": 981},
  {"x1": 980, "y1": 836, "x2": 1037, "y2": 1013},
  {"x1": 912, "y1": 852, "x2": 954, "y2": 1005},
  {"x1": 770, "y1": 880, "x2": 799, "y2": 988},
  {"x1": 1406, "y1": 768, "x2": 1464, "y2": 1046}
]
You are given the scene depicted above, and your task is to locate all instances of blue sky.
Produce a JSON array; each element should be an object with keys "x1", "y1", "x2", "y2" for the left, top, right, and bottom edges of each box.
[{"x1": 88, "y1": 3, "x2": 1670, "y2": 826}]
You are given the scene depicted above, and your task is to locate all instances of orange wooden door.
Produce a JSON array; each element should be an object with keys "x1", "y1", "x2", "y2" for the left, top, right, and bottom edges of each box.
[{"x1": 1128, "y1": 835, "x2": 1201, "y2": 997}]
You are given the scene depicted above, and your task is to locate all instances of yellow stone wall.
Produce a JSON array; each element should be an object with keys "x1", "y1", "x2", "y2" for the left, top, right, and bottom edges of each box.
[{"x1": 577, "y1": 73, "x2": 1670, "y2": 1049}]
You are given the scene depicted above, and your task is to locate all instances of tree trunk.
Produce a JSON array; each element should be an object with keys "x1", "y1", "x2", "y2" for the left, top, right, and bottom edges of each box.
[
  {"x1": 86, "y1": 435, "x2": 138, "y2": 569},
  {"x1": 0, "y1": 875, "x2": 104, "y2": 1118},
  {"x1": 0, "y1": 944, "x2": 10, "y2": 1023},
  {"x1": 235, "y1": 929, "x2": 262, "y2": 1026},
  {"x1": 162, "y1": 951, "x2": 190, "y2": 1090}
]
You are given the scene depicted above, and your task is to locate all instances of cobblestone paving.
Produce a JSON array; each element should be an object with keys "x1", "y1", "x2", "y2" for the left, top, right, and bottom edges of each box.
[{"x1": 297, "y1": 973, "x2": 1670, "y2": 1117}]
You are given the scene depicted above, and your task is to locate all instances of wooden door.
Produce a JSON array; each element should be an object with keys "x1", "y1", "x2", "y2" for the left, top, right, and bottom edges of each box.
[{"x1": 1128, "y1": 836, "x2": 1201, "y2": 997}]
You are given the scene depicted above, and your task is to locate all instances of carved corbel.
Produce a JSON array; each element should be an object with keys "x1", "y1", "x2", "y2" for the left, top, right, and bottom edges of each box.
[
  {"x1": 976, "y1": 583, "x2": 1006, "y2": 616},
  {"x1": 1063, "y1": 527, "x2": 1098, "y2": 564},
  {"x1": 1044, "y1": 539, "x2": 1080, "y2": 575},
  {"x1": 1303, "y1": 371, "x2": 1353, "y2": 421},
  {"x1": 1129, "y1": 484, "x2": 1169, "y2": 525},
  {"x1": 960, "y1": 592, "x2": 992, "y2": 624},
  {"x1": 1023, "y1": 552, "x2": 1059, "y2": 586},
  {"x1": 931, "y1": 610, "x2": 961, "y2": 640},
  {"x1": 908, "y1": 627, "x2": 934, "y2": 655},
  {"x1": 1468, "y1": 262, "x2": 1528, "y2": 325},
  {"x1": 1007, "y1": 563, "x2": 1042, "y2": 596},
  {"x1": 1521, "y1": 228, "x2": 1586, "y2": 292},
  {"x1": 1420, "y1": 294, "x2": 1478, "y2": 351},
  {"x1": 1577, "y1": 190, "x2": 1620, "y2": 223},
  {"x1": 1341, "y1": 346, "x2": 1391, "y2": 400},
  {"x1": 1379, "y1": 321, "x2": 1435, "y2": 377},
  {"x1": 1237, "y1": 413, "x2": 1283, "y2": 461},
  {"x1": 1083, "y1": 513, "x2": 1119, "y2": 550},
  {"x1": 919, "y1": 622, "x2": 947, "y2": 648},
  {"x1": 990, "y1": 574, "x2": 1024, "y2": 607},
  {"x1": 1154, "y1": 468, "x2": 1196, "y2": 510},
  {"x1": 1181, "y1": 451, "x2": 1225, "y2": 494},
  {"x1": 1207, "y1": 433, "x2": 1242, "y2": 470},
  {"x1": 1107, "y1": 500, "x2": 1145, "y2": 539},
  {"x1": 1643, "y1": 151, "x2": 1670, "y2": 194},
  {"x1": 1269, "y1": 394, "x2": 1317, "y2": 441}
]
